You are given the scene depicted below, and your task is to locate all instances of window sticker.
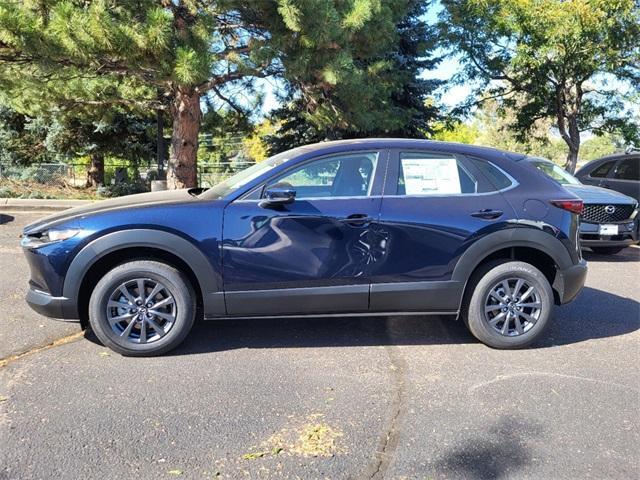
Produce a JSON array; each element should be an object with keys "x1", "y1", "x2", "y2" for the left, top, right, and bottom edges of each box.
[{"x1": 401, "y1": 157, "x2": 462, "y2": 195}]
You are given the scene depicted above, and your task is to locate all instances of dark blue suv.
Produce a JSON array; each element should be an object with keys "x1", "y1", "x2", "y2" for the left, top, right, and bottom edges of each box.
[{"x1": 22, "y1": 139, "x2": 587, "y2": 355}]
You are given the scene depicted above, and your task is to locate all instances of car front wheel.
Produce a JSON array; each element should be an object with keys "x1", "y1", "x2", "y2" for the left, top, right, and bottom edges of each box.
[
  {"x1": 463, "y1": 260, "x2": 553, "y2": 349},
  {"x1": 88, "y1": 260, "x2": 196, "y2": 356}
]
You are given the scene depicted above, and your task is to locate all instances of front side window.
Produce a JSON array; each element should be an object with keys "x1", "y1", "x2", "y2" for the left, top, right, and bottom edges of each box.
[
  {"x1": 614, "y1": 158, "x2": 639, "y2": 181},
  {"x1": 267, "y1": 152, "x2": 379, "y2": 199},
  {"x1": 397, "y1": 152, "x2": 477, "y2": 195},
  {"x1": 590, "y1": 160, "x2": 616, "y2": 178}
]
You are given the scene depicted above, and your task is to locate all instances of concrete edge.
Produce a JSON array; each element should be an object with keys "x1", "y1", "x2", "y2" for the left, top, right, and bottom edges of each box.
[{"x1": 0, "y1": 198, "x2": 93, "y2": 212}]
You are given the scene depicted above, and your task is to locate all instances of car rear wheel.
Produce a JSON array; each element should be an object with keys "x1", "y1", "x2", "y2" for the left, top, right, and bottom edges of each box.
[
  {"x1": 462, "y1": 260, "x2": 553, "y2": 349},
  {"x1": 88, "y1": 260, "x2": 196, "y2": 356},
  {"x1": 590, "y1": 246, "x2": 624, "y2": 255}
]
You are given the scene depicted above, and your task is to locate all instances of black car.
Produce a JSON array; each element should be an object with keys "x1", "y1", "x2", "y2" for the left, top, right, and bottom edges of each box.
[
  {"x1": 21, "y1": 139, "x2": 587, "y2": 355},
  {"x1": 520, "y1": 157, "x2": 638, "y2": 255},
  {"x1": 576, "y1": 151, "x2": 640, "y2": 202}
]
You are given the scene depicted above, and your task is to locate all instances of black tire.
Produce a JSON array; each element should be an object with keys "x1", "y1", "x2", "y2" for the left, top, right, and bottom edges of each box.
[
  {"x1": 590, "y1": 246, "x2": 624, "y2": 255},
  {"x1": 88, "y1": 260, "x2": 196, "y2": 356},
  {"x1": 461, "y1": 260, "x2": 554, "y2": 349}
]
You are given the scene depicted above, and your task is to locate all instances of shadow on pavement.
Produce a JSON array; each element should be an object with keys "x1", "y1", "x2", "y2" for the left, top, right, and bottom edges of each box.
[
  {"x1": 169, "y1": 313, "x2": 475, "y2": 356},
  {"x1": 538, "y1": 286, "x2": 640, "y2": 347},
  {"x1": 582, "y1": 247, "x2": 640, "y2": 263},
  {"x1": 432, "y1": 415, "x2": 543, "y2": 479},
  {"x1": 166, "y1": 286, "x2": 637, "y2": 355},
  {"x1": 83, "y1": 287, "x2": 638, "y2": 355}
]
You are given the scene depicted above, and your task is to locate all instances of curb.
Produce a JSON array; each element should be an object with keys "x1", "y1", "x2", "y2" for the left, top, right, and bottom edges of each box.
[{"x1": 0, "y1": 198, "x2": 92, "y2": 212}]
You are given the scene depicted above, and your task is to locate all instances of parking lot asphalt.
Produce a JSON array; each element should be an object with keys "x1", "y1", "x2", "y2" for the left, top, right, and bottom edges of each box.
[{"x1": 1, "y1": 212, "x2": 639, "y2": 479}]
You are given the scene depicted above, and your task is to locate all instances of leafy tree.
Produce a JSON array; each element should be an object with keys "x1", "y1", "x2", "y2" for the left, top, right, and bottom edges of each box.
[
  {"x1": 1, "y1": 0, "x2": 436, "y2": 188},
  {"x1": 430, "y1": 121, "x2": 479, "y2": 144},
  {"x1": 439, "y1": 0, "x2": 640, "y2": 172}
]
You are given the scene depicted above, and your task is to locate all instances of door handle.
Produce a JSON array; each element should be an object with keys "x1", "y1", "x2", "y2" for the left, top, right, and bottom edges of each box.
[
  {"x1": 470, "y1": 209, "x2": 503, "y2": 220},
  {"x1": 339, "y1": 214, "x2": 374, "y2": 226}
]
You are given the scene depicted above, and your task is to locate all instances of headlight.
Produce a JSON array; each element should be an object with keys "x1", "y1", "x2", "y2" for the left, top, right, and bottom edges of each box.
[
  {"x1": 631, "y1": 204, "x2": 638, "y2": 219},
  {"x1": 21, "y1": 228, "x2": 81, "y2": 248}
]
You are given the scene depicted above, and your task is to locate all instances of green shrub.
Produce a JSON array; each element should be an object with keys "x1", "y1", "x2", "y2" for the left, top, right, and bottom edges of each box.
[
  {"x1": 97, "y1": 182, "x2": 148, "y2": 198},
  {"x1": 0, "y1": 186, "x2": 17, "y2": 198}
]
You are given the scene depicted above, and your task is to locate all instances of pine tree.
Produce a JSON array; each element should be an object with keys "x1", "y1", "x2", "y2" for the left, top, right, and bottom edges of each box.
[
  {"x1": 267, "y1": 0, "x2": 442, "y2": 153},
  {"x1": 0, "y1": 0, "x2": 433, "y2": 188}
]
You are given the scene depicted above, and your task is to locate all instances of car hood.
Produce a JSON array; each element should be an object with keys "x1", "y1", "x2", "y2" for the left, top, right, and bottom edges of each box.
[
  {"x1": 24, "y1": 189, "x2": 199, "y2": 234},
  {"x1": 564, "y1": 184, "x2": 637, "y2": 205}
]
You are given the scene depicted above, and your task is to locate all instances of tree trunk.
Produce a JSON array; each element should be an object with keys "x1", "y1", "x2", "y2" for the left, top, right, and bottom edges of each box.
[
  {"x1": 156, "y1": 107, "x2": 165, "y2": 179},
  {"x1": 563, "y1": 116, "x2": 581, "y2": 174},
  {"x1": 167, "y1": 88, "x2": 200, "y2": 189},
  {"x1": 565, "y1": 148, "x2": 579, "y2": 174},
  {"x1": 86, "y1": 152, "x2": 105, "y2": 187}
]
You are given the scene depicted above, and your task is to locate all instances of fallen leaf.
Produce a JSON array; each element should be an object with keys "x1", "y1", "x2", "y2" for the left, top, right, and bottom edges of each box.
[
  {"x1": 242, "y1": 452, "x2": 268, "y2": 460},
  {"x1": 167, "y1": 469, "x2": 183, "y2": 475}
]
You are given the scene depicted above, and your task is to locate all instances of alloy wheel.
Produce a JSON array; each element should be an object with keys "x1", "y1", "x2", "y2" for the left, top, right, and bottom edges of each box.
[
  {"x1": 106, "y1": 278, "x2": 177, "y2": 344},
  {"x1": 484, "y1": 277, "x2": 542, "y2": 336}
]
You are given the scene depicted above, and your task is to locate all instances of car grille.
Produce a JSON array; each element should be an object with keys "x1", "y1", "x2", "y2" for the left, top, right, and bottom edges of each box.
[{"x1": 581, "y1": 204, "x2": 635, "y2": 223}]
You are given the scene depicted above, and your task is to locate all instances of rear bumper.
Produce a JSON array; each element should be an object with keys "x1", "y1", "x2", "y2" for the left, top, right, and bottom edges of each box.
[
  {"x1": 26, "y1": 287, "x2": 79, "y2": 320},
  {"x1": 554, "y1": 259, "x2": 588, "y2": 304}
]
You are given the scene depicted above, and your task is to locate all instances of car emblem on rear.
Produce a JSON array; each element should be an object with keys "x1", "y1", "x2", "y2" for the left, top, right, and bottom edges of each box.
[{"x1": 604, "y1": 205, "x2": 616, "y2": 214}]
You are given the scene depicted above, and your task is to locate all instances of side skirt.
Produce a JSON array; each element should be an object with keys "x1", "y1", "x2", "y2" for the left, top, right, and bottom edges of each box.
[{"x1": 204, "y1": 310, "x2": 459, "y2": 321}]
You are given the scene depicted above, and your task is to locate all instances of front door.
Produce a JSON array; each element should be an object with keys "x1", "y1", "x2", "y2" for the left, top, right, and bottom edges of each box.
[{"x1": 222, "y1": 150, "x2": 386, "y2": 316}]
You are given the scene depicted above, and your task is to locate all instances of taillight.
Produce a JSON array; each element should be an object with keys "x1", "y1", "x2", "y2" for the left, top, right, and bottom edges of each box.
[{"x1": 551, "y1": 199, "x2": 584, "y2": 214}]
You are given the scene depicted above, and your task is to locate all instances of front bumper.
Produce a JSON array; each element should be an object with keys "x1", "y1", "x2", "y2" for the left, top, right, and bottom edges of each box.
[
  {"x1": 26, "y1": 287, "x2": 79, "y2": 320},
  {"x1": 579, "y1": 221, "x2": 638, "y2": 247},
  {"x1": 553, "y1": 259, "x2": 588, "y2": 304}
]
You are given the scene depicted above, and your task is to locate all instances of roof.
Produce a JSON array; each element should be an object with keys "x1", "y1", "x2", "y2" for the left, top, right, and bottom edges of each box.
[{"x1": 292, "y1": 138, "x2": 526, "y2": 161}]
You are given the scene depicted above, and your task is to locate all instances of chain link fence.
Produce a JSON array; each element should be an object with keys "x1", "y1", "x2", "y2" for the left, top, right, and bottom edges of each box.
[{"x1": 0, "y1": 160, "x2": 243, "y2": 193}]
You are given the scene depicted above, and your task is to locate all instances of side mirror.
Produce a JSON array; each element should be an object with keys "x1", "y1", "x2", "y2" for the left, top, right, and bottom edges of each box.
[{"x1": 259, "y1": 186, "x2": 296, "y2": 208}]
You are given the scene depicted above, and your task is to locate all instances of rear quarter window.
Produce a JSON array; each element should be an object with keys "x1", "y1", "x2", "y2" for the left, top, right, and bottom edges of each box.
[{"x1": 468, "y1": 158, "x2": 514, "y2": 190}]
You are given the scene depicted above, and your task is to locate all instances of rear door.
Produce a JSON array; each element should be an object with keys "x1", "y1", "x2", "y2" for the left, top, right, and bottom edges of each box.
[
  {"x1": 369, "y1": 149, "x2": 515, "y2": 313},
  {"x1": 222, "y1": 150, "x2": 387, "y2": 316},
  {"x1": 606, "y1": 156, "x2": 640, "y2": 202}
]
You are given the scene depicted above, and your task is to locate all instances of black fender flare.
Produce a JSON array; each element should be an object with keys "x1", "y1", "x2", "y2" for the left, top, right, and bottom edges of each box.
[
  {"x1": 63, "y1": 229, "x2": 225, "y2": 317},
  {"x1": 452, "y1": 227, "x2": 575, "y2": 308}
]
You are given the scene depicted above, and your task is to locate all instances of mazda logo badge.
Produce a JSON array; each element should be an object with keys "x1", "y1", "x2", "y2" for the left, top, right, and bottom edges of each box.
[{"x1": 604, "y1": 205, "x2": 616, "y2": 214}]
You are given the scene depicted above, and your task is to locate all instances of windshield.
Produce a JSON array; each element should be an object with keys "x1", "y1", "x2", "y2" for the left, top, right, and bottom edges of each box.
[
  {"x1": 529, "y1": 160, "x2": 581, "y2": 185},
  {"x1": 198, "y1": 150, "x2": 293, "y2": 200}
]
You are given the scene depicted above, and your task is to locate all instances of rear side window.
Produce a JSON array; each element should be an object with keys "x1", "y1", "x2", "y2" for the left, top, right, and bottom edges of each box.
[
  {"x1": 589, "y1": 160, "x2": 616, "y2": 178},
  {"x1": 397, "y1": 153, "x2": 477, "y2": 195},
  {"x1": 614, "y1": 158, "x2": 639, "y2": 181},
  {"x1": 469, "y1": 158, "x2": 513, "y2": 190}
]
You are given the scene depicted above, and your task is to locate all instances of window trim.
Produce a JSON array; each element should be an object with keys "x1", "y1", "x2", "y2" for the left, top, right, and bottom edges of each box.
[
  {"x1": 383, "y1": 149, "x2": 517, "y2": 198},
  {"x1": 235, "y1": 149, "x2": 389, "y2": 202}
]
